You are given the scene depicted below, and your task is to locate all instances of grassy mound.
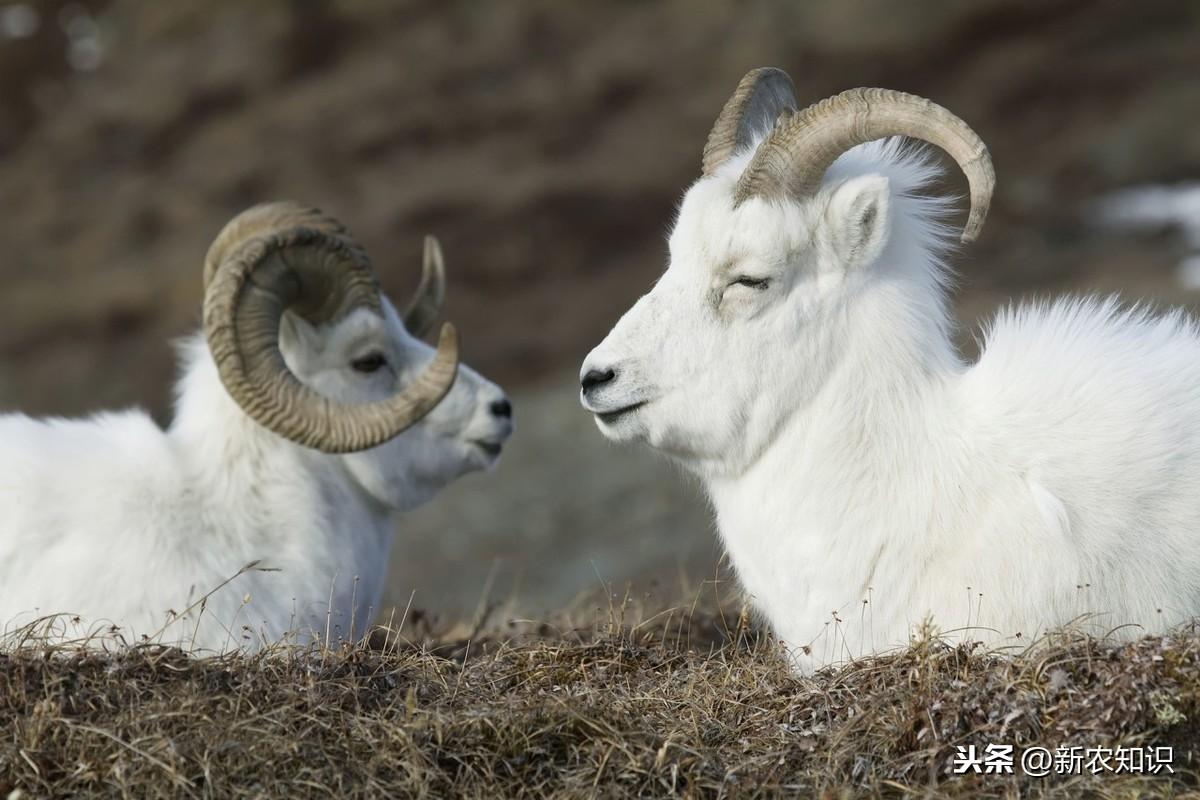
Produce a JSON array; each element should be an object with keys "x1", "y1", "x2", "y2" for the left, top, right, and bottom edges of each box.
[{"x1": 2, "y1": 604, "x2": 1197, "y2": 798}]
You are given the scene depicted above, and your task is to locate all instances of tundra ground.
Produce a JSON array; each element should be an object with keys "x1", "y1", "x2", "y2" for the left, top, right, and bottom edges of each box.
[{"x1": 2, "y1": 599, "x2": 1197, "y2": 798}]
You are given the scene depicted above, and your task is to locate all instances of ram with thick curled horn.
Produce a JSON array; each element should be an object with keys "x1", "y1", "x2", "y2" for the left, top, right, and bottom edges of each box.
[
  {"x1": 0, "y1": 201, "x2": 513, "y2": 651},
  {"x1": 202, "y1": 202, "x2": 463, "y2": 453}
]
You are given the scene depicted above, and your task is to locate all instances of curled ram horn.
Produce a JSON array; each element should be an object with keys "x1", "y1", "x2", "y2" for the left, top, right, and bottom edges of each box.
[{"x1": 202, "y1": 202, "x2": 459, "y2": 453}]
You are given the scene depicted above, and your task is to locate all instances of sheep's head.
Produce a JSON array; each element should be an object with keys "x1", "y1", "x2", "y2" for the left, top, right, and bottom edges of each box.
[
  {"x1": 204, "y1": 203, "x2": 512, "y2": 509},
  {"x1": 580, "y1": 69, "x2": 993, "y2": 475}
]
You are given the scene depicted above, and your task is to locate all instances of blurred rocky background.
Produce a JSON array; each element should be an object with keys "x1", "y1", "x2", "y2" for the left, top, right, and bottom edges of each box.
[{"x1": 1, "y1": 0, "x2": 1198, "y2": 621}]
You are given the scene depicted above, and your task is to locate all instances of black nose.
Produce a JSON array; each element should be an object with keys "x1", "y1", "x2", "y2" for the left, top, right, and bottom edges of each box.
[
  {"x1": 489, "y1": 398, "x2": 512, "y2": 419},
  {"x1": 581, "y1": 368, "x2": 615, "y2": 393}
]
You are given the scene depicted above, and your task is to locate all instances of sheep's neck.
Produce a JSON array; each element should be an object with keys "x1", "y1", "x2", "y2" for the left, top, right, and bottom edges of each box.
[
  {"x1": 167, "y1": 348, "x2": 396, "y2": 641},
  {"x1": 184, "y1": 406, "x2": 390, "y2": 544},
  {"x1": 704, "y1": 271, "x2": 965, "y2": 652}
]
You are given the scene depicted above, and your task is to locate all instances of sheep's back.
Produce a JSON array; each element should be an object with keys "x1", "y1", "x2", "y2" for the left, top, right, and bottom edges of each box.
[{"x1": 959, "y1": 295, "x2": 1200, "y2": 622}]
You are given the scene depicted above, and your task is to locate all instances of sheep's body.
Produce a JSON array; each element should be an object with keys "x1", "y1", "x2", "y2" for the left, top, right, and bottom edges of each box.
[
  {"x1": 3, "y1": 204, "x2": 514, "y2": 651},
  {"x1": 712, "y1": 291, "x2": 1200, "y2": 670},
  {"x1": 583, "y1": 130, "x2": 1200, "y2": 672},
  {"x1": 0, "y1": 336, "x2": 392, "y2": 649}
]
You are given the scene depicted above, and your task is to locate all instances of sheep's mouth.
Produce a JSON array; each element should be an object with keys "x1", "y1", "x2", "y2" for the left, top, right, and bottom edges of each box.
[
  {"x1": 470, "y1": 439, "x2": 504, "y2": 457},
  {"x1": 596, "y1": 401, "x2": 647, "y2": 425}
]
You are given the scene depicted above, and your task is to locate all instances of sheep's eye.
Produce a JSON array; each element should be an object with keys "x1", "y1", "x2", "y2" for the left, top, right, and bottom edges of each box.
[
  {"x1": 351, "y1": 352, "x2": 387, "y2": 374},
  {"x1": 732, "y1": 276, "x2": 770, "y2": 290}
]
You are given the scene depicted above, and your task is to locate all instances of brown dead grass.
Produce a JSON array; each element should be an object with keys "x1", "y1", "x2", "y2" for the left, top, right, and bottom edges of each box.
[{"x1": 1, "y1": 600, "x2": 1198, "y2": 799}]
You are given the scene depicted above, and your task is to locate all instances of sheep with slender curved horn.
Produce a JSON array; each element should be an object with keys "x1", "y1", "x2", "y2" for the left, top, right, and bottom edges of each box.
[
  {"x1": 583, "y1": 68, "x2": 1200, "y2": 673},
  {"x1": 0, "y1": 202, "x2": 513, "y2": 651},
  {"x1": 733, "y1": 85, "x2": 994, "y2": 241},
  {"x1": 701, "y1": 67, "x2": 798, "y2": 178}
]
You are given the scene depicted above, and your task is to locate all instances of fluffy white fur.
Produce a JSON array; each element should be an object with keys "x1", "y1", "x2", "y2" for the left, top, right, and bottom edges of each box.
[
  {"x1": 0, "y1": 298, "x2": 512, "y2": 651},
  {"x1": 582, "y1": 137, "x2": 1200, "y2": 672}
]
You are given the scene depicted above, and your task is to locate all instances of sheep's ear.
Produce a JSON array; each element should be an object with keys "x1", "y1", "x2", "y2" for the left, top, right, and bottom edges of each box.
[
  {"x1": 823, "y1": 175, "x2": 891, "y2": 272},
  {"x1": 279, "y1": 312, "x2": 319, "y2": 354}
]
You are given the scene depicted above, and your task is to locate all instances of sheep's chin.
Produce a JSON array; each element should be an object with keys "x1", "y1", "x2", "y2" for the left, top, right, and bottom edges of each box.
[
  {"x1": 463, "y1": 438, "x2": 504, "y2": 470},
  {"x1": 592, "y1": 405, "x2": 649, "y2": 442}
]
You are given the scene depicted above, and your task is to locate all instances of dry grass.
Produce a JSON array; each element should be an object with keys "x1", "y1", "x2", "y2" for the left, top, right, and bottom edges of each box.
[{"x1": 2, "y1": 597, "x2": 1198, "y2": 799}]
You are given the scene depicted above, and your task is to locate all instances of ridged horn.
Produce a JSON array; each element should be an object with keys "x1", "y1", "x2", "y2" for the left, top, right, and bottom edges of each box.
[
  {"x1": 735, "y1": 86, "x2": 995, "y2": 242},
  {"x1": 202, "y1": 202, "x2": 459, "y2": 454},
  {"x1": 702, "y1": 67, "x2": 798, "y2": 177}
]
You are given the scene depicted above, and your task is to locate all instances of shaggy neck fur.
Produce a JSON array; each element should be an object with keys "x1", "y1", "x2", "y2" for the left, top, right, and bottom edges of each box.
[
  {"x1": 703, "y1": 143, "x2": 1042, "y2": 669},
  {"x1": 164, "y1": 334, "x2": 395, "y2": 649},
  {"x1": 706, "y1": 215, "x2": 974, "y2": 666}
]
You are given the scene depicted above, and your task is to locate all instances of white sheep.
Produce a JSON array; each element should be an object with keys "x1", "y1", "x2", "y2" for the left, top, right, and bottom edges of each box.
[
  {"x1": 580, "y1": 67, "x2": 1200, "y2": 672},
  {"x1": 0, "y1": 202, "x2": 513, "y2": 652}
]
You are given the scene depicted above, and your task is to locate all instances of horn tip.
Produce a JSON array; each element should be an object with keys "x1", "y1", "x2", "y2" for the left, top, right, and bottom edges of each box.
[
  {"x1": 960, "y1": 220, "x2": 984, "y2": 243},
  {"x1": 423, "y1": 234, "x2": 445, "y2": 270},
  {"x1": 437, "y1": 321, "x2": 459, "y2": 352},
  {"x1": 960, "y1": 208, "x2": 988, "y2": 243}
]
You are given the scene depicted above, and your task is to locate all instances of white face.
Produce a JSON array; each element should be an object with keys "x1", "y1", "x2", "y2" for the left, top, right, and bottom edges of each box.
[
  {"x1": 580, "y1": 165, "x2": 894, "y2": 478},
  {"x1": 282, "y1": 299, "x2": 513, "y2": 511}
]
